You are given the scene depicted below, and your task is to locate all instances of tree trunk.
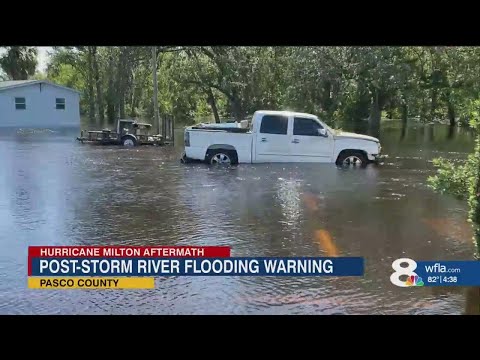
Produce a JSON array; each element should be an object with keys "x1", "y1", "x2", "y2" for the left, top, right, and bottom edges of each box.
[
  {"x1": 428, "y1": 124, "x2": 435, "y2": 142},
  {"x1": 12, "y1": 47, "x2": 20, "y2": 79},
  {"x1": 119, "y1": 94, "x2": 126, "y2": 119},
  {"x1": 401, "y1": 102, "x2": 408, "y2": 125},
  {"x1": 420, "y1": 97, "x2": 428, "y2": 122},
  {"x1": 152, "y1": 47, "x2": 160, "y2": 135},
  {"x1": 206, "y1": 87, "x2": 220, "y2": 123},
  {"x1": 447, "y1": 124, "x2": 455, "y2": 139},
  {"x1": 330, "y1": 81, "x2": 340, "y2": 116},
  {"x1": 130, "y1": 71, "x2": 146, "y2": 118},
  {"x1": 106, "y1": 52, "x2": 116, "y2": 125},
  {"x1": 230, "y1": 91, "x2": 244, "y2": 122},
  {"x1": 387, "y1": 109, "x2": 393, "y2": 119},
  {"x1": 401, "y1": 101, "x2": 408, "y2": 140},
  {"x1": 322, "y1": 81, "x2": 333, "y2": 115},
  {"x1": 92, "y1": 46, "x2": 104, "y2": 127},
  {"x1": 447, "y1": 97, "x2": 456, "y2": 127},
  {"x1": 430, "y1": 88, "x2": 437, "y2": 122},
  {"x1": 130, "y1": 79, "x2": 138, "y2": 118},
  {"x1": 354, "y1": 81, "x2": 371, "y2": 120},
  {"x1": 231, "y1": 101, "x2": 244, "y2": 122},
  {"x1": 86, "y1": 47, "x2": 96, "y2": 124},
  {"x1": 115, "y1": 47, "x2": 128, "y2": 120},
  {"x1": 119, "y1": 54, "x2": 127, "y2": 120},
  {"x1": 368, "y1": 90, "x2": 381, "y2": 137}
]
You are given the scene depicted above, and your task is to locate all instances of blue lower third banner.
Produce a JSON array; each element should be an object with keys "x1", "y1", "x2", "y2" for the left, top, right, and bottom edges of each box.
[
  {"x1": 30, "y1": 257, "x2": 364, "y2": 277},
  {"x1": 390, "y1": 258, "x2": 480, "y2": 287}
]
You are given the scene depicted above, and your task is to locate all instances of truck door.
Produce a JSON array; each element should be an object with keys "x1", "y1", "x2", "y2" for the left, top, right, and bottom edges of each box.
[
  {"x1": 254, "y1": 114, "x2": 292, "y2": 162},
  {"x1": 289, "y1": 117, "x2": 333, "y2": 162}
]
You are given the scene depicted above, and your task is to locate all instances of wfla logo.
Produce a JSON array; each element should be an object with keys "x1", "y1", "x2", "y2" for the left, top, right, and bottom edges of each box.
[{"x1": 390, "y1": 258, "x2": 424, "y2": 287}]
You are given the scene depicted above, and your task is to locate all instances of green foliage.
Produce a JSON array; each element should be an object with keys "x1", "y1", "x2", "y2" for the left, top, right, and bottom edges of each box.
[
  {"x1": 428, "y1": 151, "x2": 480, "y2": 258},
  {"x1": 48, "y1": 63, "x2": 84, "y2": 89},
  {"x1": 0, "y1": 46, "x2": 37, "y2": 80},
  {"x1": 427, "y1": 156, "x2": 476, "y2": 200},
  {"x1": 428, "y1": 96, "x2": 480, "y2": 258},
  {"x1": 468, "y1": 134, "x2": 480, "y2": 258},
  {"x1": 37, "y1": 46, "x2": 480, "y2": 135}
]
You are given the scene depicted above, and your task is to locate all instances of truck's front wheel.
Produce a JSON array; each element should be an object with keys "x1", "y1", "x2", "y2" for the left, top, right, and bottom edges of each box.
[
  {"x1": 336, "y1": 150, "x2": 368, "y2": 167},
  {"x1": 206, "y1": 149, "x2": 237, "y2": 165},
  {"x1": 121, "y1": 136, "x2": 137, "y2": 147}
]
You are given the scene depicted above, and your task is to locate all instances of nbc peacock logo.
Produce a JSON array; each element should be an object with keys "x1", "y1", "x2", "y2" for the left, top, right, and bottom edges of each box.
[
  {"x1": 405, "y1": 274, "x2": 424, "y2": 287},
  {"x1": 390, "y1": 258, "x2": 425, "y2": 287}
]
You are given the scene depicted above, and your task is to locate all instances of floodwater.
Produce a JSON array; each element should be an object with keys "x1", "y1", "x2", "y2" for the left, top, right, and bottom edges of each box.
[{"x1": 0, "y1": 121, "x2": 479, "y2": 315}]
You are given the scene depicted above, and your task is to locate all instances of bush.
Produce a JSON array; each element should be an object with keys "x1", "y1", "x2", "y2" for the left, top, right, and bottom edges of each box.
[
  {"x1": 428, "y1": 99, "x2": 480, "y2": 258},
  {"x1": 427, "y1": 156, "x2": 476, "y2": 200}
]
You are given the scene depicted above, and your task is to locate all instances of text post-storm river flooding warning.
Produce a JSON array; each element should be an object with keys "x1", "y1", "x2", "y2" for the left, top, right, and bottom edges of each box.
[{"x1": 27, "y1": 246, "x2": 364, "y2": 289}]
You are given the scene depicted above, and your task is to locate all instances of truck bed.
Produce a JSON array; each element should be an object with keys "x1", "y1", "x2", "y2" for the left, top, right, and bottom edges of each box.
[{"x1": 185, "y1": 127, "x2": 253, "y2": 163}]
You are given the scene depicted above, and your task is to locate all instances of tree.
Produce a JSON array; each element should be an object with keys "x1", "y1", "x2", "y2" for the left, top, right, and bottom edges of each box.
[
  {"x1": 0, "y1": 46, "x2": 38, "y2": 80},
  {"x1": 41, "y1": 46, "x2": 480, "y2": 133},
  {"x1": 428, "y1": 98, "x2": 480, "y2": 259},
  {"x1": 91, "y1": 46, "x2": 104, "y2": 125},
  {"x1": 47, "y1": 47, "x2": 96, "y2": 122},
  {"x1": 152, "y1": 47, "x2": 160, "y2": 132}
]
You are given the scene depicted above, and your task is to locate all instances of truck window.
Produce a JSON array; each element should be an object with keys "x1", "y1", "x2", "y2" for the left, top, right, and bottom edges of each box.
[
  {"x1": 293, "y1": 117, "x2": 323, "y2": 136},
  {"x1": 260, "y1": 115, "x2": 288, "y2": 135}
]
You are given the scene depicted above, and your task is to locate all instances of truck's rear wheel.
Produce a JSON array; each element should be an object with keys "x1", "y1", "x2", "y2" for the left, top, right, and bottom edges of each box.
[
  {"x1": 336, "y1": 151, "x2": 368, "y2": 167},
  {"x1": 206, "y1": 149, "x2": 237, "y2": 165}
]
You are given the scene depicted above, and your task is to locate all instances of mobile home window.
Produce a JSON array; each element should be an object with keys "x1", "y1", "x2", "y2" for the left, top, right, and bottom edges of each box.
[
  {"x1": 56, "y1": 98, "x2": 65, "y2": 110},
  {"x1": 15, "y1": 97, "x2": 26, "y2": 110}
]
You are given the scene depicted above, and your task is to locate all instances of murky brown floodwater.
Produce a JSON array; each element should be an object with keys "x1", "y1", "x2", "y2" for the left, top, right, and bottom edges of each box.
[{"x1": 0, "y1": 121, "x2": 478, "y2": 314}]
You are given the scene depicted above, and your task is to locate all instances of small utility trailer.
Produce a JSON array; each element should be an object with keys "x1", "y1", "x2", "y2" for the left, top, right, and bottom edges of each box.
[{"x1": 76, "y1": 119, "x2": 163, "y2": 147}]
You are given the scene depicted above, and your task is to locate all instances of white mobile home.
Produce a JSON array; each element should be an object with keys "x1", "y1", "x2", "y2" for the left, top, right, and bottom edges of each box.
[{"x1": 0, "y1": 80, "x2": 80, "y2": 130}]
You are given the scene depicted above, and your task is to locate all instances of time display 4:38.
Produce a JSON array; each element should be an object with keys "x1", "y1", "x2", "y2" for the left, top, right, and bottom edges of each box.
[{"x1": 427, "y1": 276, "x2": 457, "y2": 283}]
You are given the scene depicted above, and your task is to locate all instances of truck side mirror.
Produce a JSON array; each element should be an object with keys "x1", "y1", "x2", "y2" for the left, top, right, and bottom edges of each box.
[{"x1": 318, "y1": 128, "x2": 328, "y2": 137}]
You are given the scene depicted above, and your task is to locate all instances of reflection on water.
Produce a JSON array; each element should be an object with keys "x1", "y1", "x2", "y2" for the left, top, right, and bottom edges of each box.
[
  {"x1": 422, "y1": 218, "x2": 474, "y2": 246},
  {"x1": 314, "y1": 230, "x2": 340, "y2": 257},
  {"x1": 465, "y1": 287, "x2": 480, "y2": 314},
  {"x1": 0, "y1": 122, "x2": 478, "y2": 314}
]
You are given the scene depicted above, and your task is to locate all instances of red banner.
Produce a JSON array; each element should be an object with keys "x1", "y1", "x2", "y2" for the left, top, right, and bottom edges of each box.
[{"x1": 28, "y1": 246, "x2": 231, "y2": 258}]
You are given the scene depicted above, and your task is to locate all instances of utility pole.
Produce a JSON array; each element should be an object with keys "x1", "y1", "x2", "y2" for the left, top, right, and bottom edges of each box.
[{"x1": 152, "y1": 46, "x2": 161, "y2": 136}]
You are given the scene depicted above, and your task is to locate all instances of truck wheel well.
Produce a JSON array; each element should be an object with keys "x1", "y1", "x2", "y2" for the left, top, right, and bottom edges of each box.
[
  {"x1": 207, "y1": 144, "x2": 236, "y2": 152},
  {"x1": 121, "y1": 134, "x2": 137, "y2": 141}
]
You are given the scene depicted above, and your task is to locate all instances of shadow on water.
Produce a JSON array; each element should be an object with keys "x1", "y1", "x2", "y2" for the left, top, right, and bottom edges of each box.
[
  {"x1": 0, "y1": 126, "x2": 81, "y2": 144},
  {"x1": 447, "y1": 124, "x2": 455, "y2": 140},
  {"x1": 400, "y1": 121, "x2": 407, "y2": 140},
  {"x1": 465, "y1": 287, "x2": 480, "y2": 315},
  {"x1": 0, "y1": 120, "x2": 479, "y2": 314}
]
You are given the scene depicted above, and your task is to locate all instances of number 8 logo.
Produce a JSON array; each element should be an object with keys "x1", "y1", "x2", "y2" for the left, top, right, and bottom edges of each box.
[{"x1": 390, "y1": 258, "x2": 417, "y2": 287}]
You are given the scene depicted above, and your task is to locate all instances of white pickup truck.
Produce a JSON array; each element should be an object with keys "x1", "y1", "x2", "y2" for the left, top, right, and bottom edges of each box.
[{"x1": 182, "y1": 110, "x2": 381, "y2": 166}]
